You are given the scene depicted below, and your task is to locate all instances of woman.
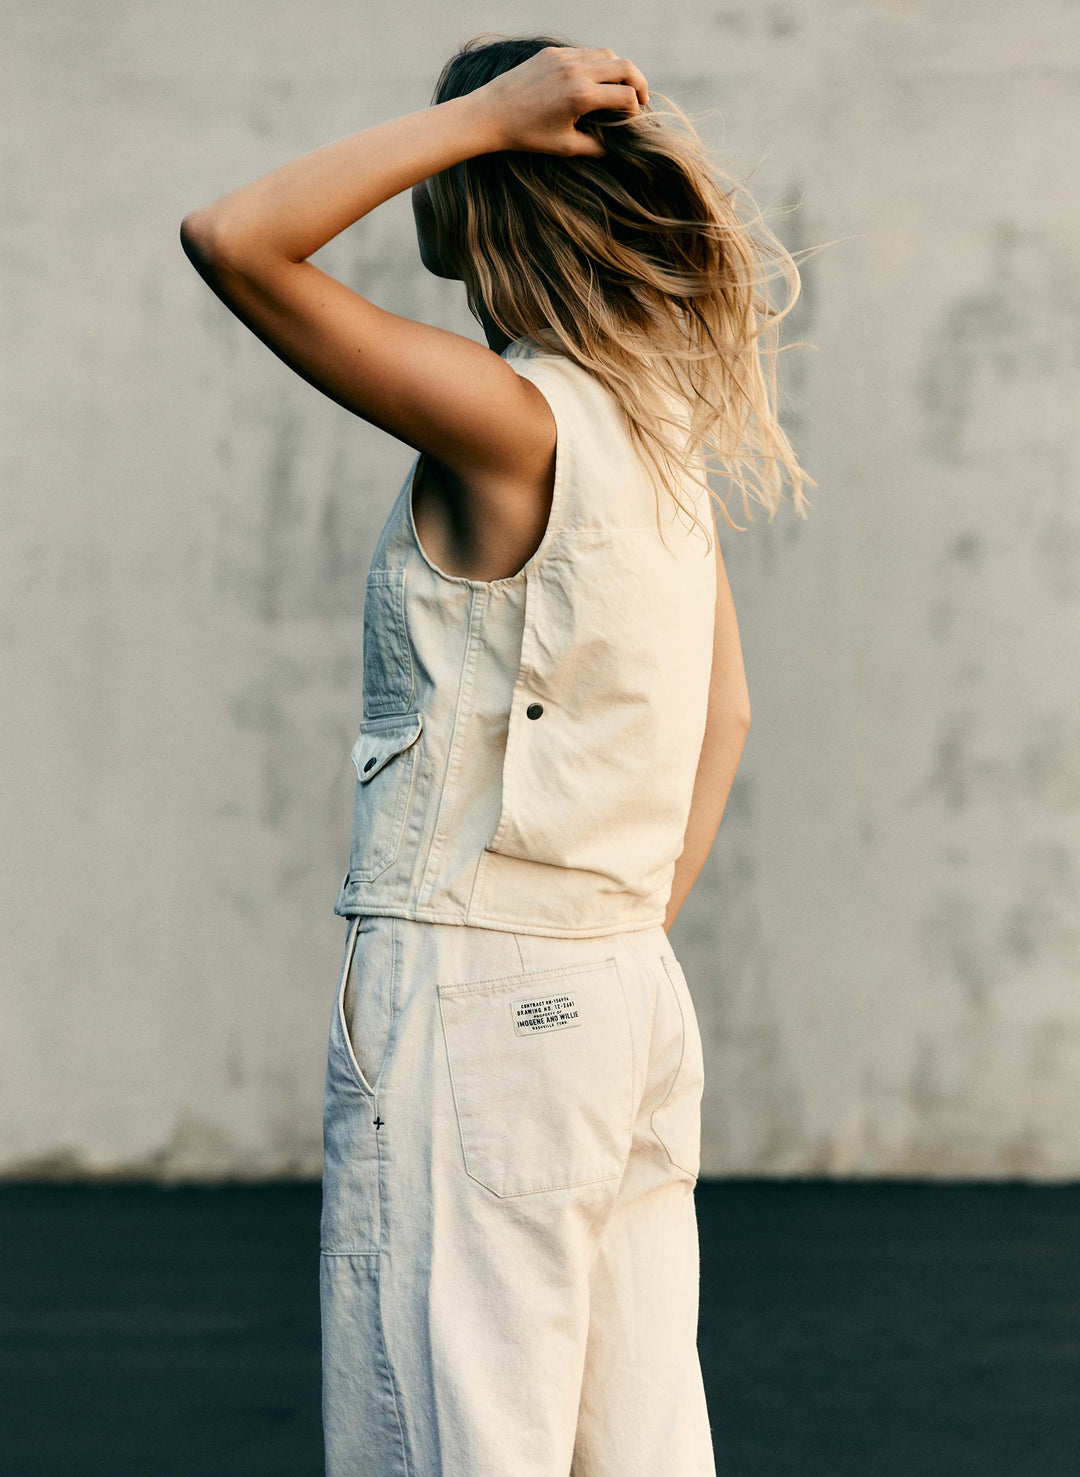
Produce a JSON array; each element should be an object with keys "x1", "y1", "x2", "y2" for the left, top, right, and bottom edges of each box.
[{"x1": 181, "y1": 34, "x2": 812, "y2": 1477}]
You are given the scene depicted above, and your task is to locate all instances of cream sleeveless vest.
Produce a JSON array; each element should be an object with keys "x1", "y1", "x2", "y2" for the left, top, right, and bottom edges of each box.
[{"x1": 332, "y1": 338, "x2": 717, "y2": 938}]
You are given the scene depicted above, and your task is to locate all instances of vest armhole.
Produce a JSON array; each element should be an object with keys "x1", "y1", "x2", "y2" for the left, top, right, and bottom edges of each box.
[{"x1": 505, "y1": 356, "x2": 572, "y2": 555}]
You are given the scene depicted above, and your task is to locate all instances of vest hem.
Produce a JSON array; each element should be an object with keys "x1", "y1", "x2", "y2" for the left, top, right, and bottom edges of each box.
[{"x1": 331, "y1": 900, "x2": 668, "y2": 941}]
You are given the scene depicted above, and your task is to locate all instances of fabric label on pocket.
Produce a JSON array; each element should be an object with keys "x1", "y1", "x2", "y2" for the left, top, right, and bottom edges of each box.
[
  {"x1": 438, "y1": 956, "x2": 630, "y2": 1196},
  {"x1": 510, "y1": 990, "x2": 581, "y2": 1037}
]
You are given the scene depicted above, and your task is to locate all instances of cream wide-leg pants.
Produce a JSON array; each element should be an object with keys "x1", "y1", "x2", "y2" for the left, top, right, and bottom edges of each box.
[{"x1": 319, "y1": 912, "x2": 715, "y2": 1477}]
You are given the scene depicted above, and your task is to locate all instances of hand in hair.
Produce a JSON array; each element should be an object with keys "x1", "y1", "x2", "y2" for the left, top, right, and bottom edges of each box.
[{"x1": 476, "y1": 46, "x2": 649, "y2": 159}]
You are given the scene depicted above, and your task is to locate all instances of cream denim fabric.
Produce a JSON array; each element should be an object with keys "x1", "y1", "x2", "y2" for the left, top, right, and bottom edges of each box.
[
  {"x1": 321, "y1": 912, "x2": 716, "y2": 1476},
  {"x1": 323, "y1": 339, "x2": 719, "y2": 1468},
  {"x1": 333, "y1": 337, "x2": 717, "y2": 938}
]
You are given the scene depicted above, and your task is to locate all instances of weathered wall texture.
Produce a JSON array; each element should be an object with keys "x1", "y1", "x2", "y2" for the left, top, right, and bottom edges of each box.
[{"x1": 3, "y1": 3, "x2": 1078, "y2": 1179}]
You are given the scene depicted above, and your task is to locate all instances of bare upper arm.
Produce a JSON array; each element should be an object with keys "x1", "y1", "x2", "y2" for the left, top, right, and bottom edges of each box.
[
  {"x1": 179, "y1": 223, "x2": 556, "y2": 504},
  {"x1": 706, "y1": 517, "x2": 752, "y2": 726}
]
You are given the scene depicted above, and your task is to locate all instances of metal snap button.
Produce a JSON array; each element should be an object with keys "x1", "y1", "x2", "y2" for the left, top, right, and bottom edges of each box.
[
  {"x1": 526, "y1": 703, "x2": 544, "y2": 719},
  {"x1": 363, "y1": 755, "x2": 377, "y2": 771}
]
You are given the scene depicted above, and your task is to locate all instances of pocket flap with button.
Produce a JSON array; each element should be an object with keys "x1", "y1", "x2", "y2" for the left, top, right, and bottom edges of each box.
[{"x1": 351, "y1": 712, "x2": 424, "y2": 784}]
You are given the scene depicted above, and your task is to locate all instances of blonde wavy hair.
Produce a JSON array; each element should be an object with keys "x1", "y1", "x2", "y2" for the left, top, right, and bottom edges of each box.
[{"x1": 427, "y1": 32, "x2": 818, "y2": 544}]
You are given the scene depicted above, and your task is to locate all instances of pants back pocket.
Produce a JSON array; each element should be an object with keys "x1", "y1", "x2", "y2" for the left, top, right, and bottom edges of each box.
[{"x1": 437, "y1": 957, "x2": 633, "y2": 1198}]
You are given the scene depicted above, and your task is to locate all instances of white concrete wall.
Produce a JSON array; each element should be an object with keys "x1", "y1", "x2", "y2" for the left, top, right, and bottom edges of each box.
[{"x1": 3, "y1": 2, "x2": 1078, "y2": 1180}]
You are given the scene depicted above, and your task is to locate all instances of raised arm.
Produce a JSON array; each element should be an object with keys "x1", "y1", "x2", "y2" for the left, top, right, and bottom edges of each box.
[
  {"x1": 178, "y1": 48, "x2": 647, "y2": 501},
  {"x1": 665, "y1": 525, "x2": 752, "y2": 932}
]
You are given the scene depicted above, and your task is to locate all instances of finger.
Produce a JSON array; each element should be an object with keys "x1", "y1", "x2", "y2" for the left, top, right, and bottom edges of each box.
[
  {"x1": 568, "y1": 131, "x2": 608, "y2": 159},
  {"x1": 584, "y1": 82, "x2": 643, "y2": 118},
  {"x1": 583, "y1": 55, "x2": 649, "y2": 108},
  {"x1": 565, "y1": 46, "x2": 620, "y2": 63}
]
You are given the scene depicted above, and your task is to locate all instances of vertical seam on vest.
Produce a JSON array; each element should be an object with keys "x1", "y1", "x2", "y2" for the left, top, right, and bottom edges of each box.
[
  {"x1": 417, "y1": 585, "x2": 489, "y2": 912},
  {"x1": 479, "y1": 374, "x2": 571, "y2": 860},
  {"x1": 484, "y1": 562, "x2": 538, "y2": 857},
  {"x1": 373, "y1": 913, "x2": 412, "y2": 1475}
]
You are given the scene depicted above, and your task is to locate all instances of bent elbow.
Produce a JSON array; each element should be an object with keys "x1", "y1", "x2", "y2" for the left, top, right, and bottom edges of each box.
[
  {"x1": 179, "y1": 211, "x2": 233, "y2": 269},
  {"x1": 180, "y1": 212, "x2": 213, "y2": 265},
  {"x1": 713, "y1": 699, "x2": 751, "y2": 732},
  {"x1": 703, "y1": 703, "x2": 751, "y2": 751}
]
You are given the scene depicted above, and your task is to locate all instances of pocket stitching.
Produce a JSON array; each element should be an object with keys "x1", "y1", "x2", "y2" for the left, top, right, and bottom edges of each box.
[
  {"x1": 347, "y1": 725, "x2": 422, "y2": 883},
  {"x1": 438, "y1": 956, "x2": 634, "y2": 1198},
  {"x1": 651, "y1": 955, "x2": 701, "y2": 1180},
  {"x1": 437, "y1": 955, "x2": 619, "y2": 1000},
  {"x1": 352, "y1": 712, "x2": 423, "y2": 784},
  {"x1": 321, "y1": 918, "x2": 386, "y2": 1255},
  {"x1": 362, "y1": 568, "x2": 415, "y2": 718},
  {"x1": 335, "y1": 917, "x2": 376, "y2": 1099}
]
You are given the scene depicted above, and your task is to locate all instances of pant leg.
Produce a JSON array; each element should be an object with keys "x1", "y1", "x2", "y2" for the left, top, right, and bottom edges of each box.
[
  {"x1": 320, "y1": 915, "x2": 714, "y2": 1476},
  {"x1": 570, "y1": 927, "x2": 716, "y2": 1476},
  {"x1": 323, "y1": 914, "x2": 602, "y2": 1476},
  {"x1": 320, "y1": 915, "x2": 411, "y2": 1475},
  {"x1": 572, "y1": 1177, "x2": 713, "y2": 1475}
]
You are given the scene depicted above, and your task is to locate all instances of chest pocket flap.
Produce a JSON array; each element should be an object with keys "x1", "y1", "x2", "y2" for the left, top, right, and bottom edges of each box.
[
  {"x1": 351, "y1": 712, "x2": 424, "y2": 783},
  {"x1": 345, "y1": 712, "x2": 425, "y2": 884}
]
